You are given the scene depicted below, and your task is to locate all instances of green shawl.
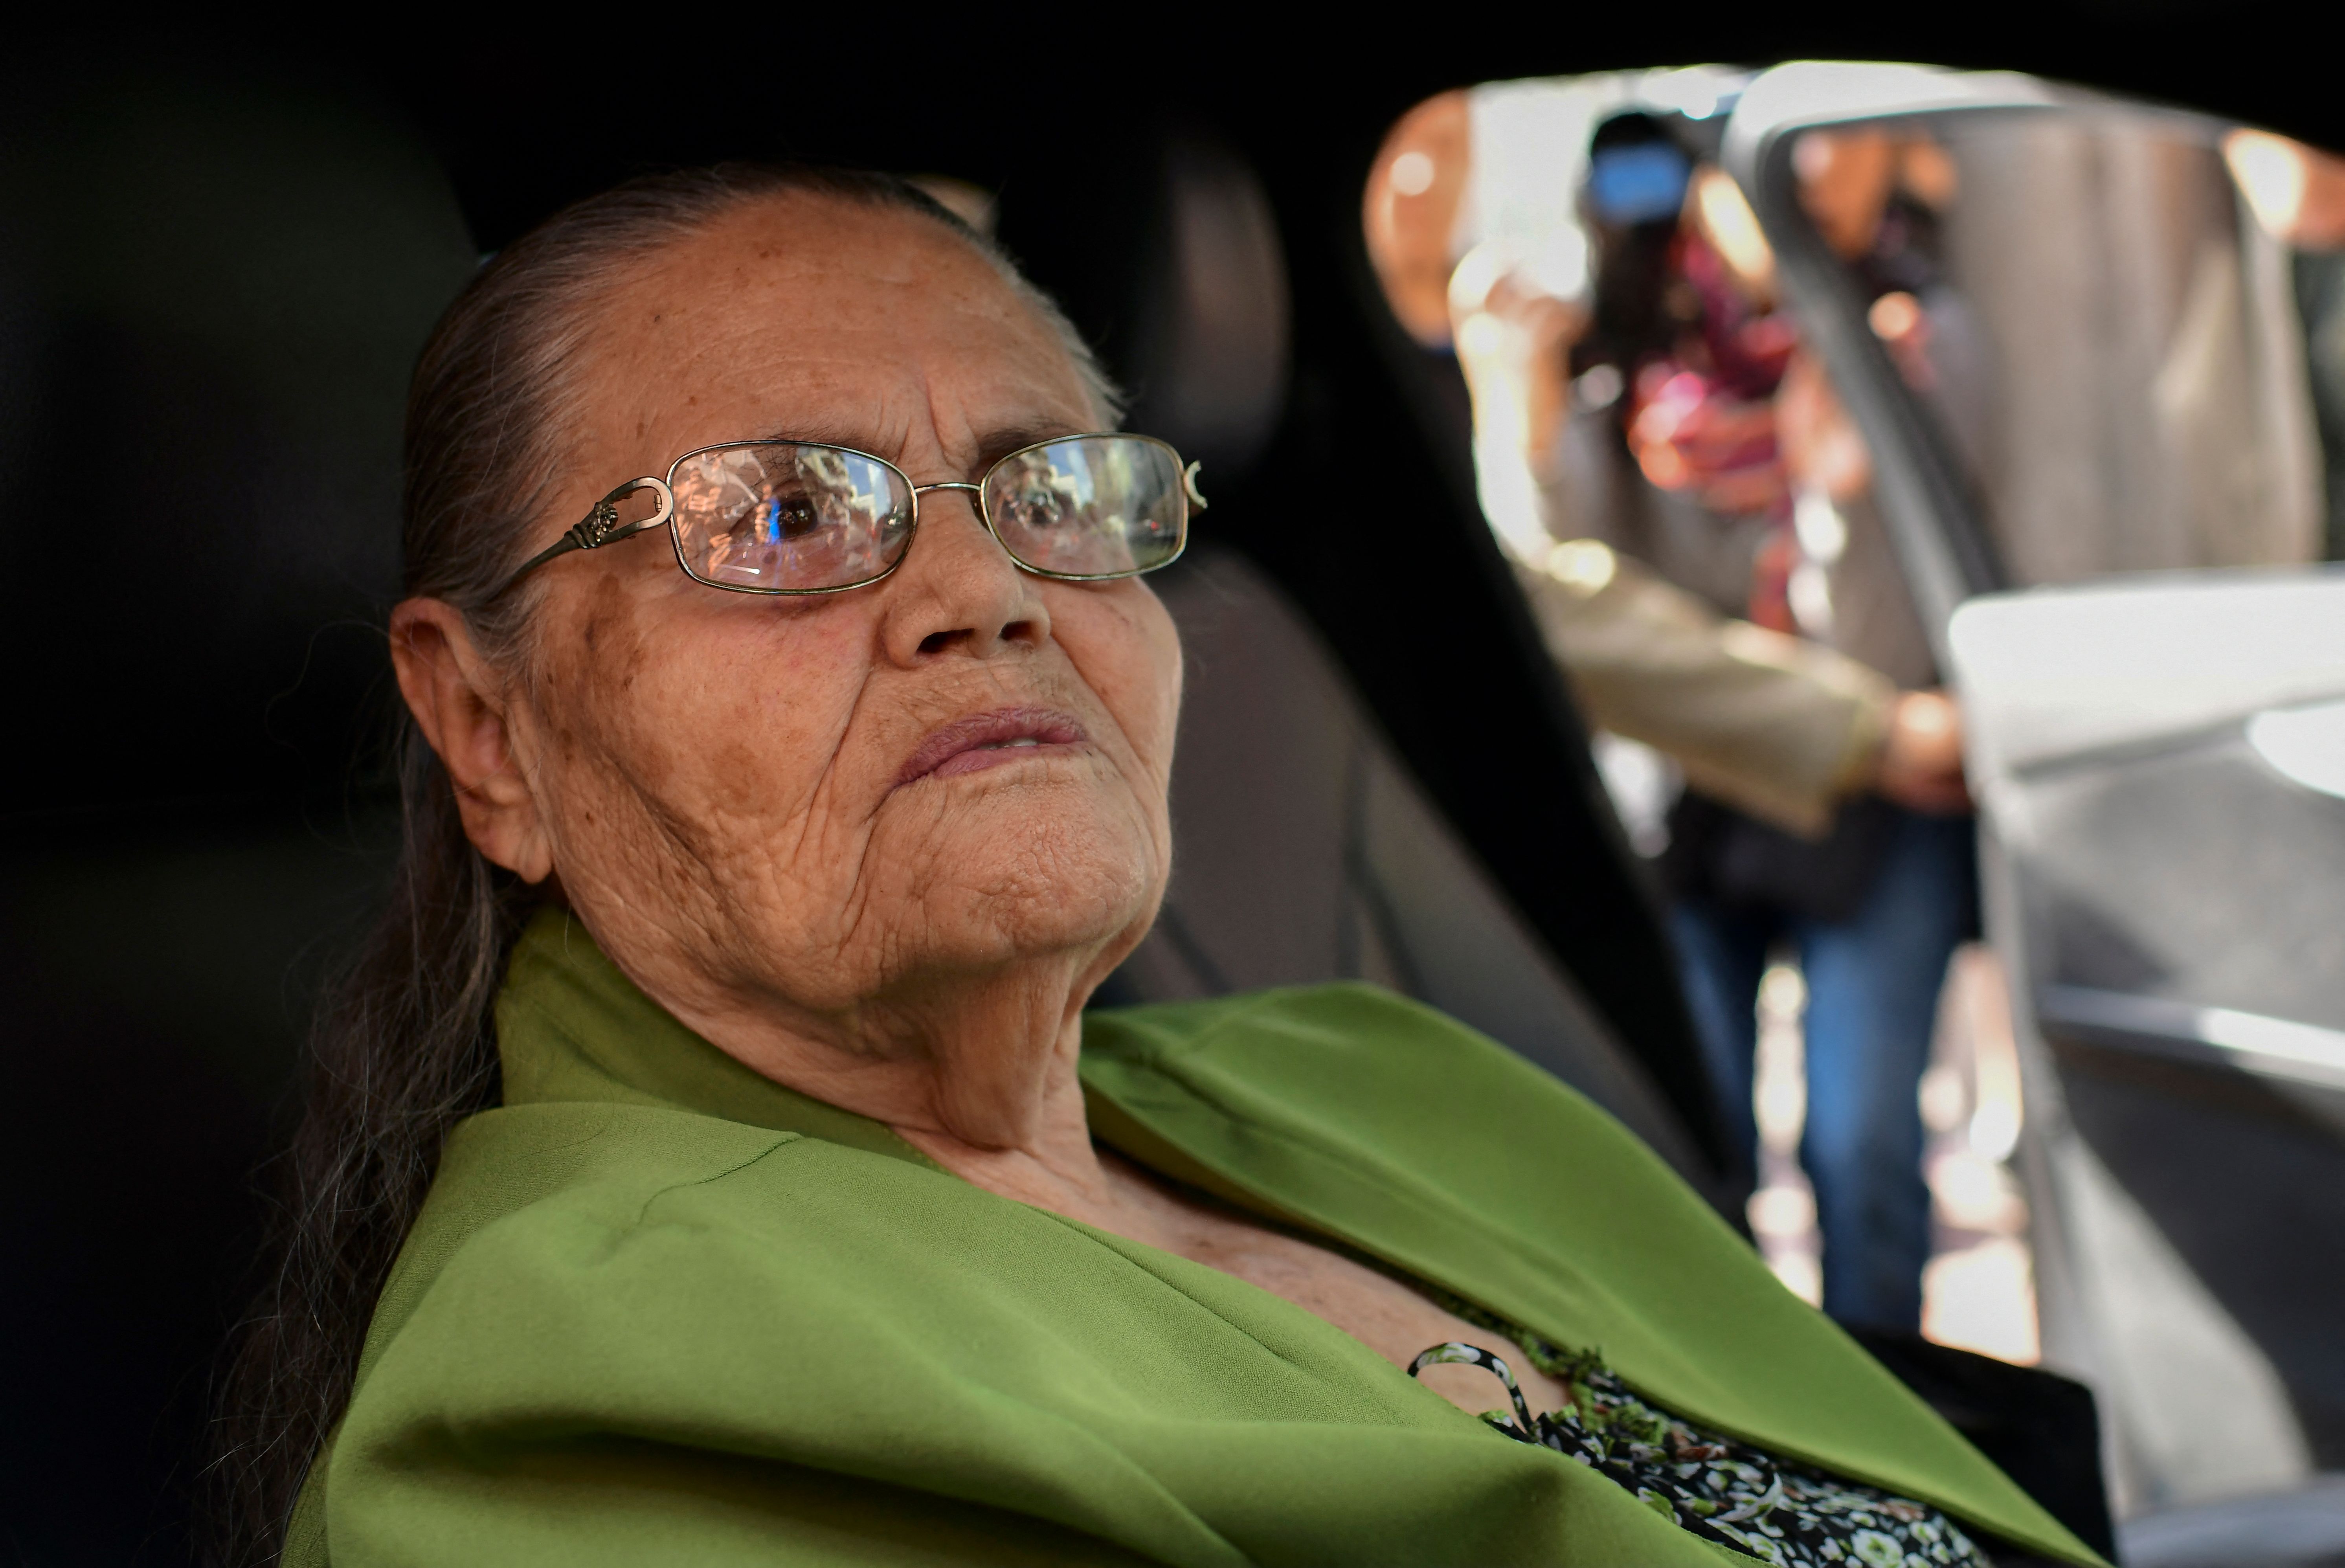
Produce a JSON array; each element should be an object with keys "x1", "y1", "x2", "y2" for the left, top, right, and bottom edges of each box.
[{"x1": 291, "y1": 908, "x2": 2100, "y2": 1566}]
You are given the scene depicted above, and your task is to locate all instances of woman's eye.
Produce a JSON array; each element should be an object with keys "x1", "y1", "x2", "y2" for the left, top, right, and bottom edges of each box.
[{"x1": 753, "y1": 495, "x2": 823, "y2": 541}]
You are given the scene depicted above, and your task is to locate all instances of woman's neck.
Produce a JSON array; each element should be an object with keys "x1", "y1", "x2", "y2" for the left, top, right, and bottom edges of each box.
[
  {"x1": 893, "y1": 1060, "x2": 1123, "y2": 1219},
  {"x1": 651, "y1": 948, "x2": 1122, "y2": 1209}
]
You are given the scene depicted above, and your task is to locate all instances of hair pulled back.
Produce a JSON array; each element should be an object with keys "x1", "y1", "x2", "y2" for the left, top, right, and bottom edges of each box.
[{"x1": 208, "y1": 164, "x2": 1107, "y2": 1565}]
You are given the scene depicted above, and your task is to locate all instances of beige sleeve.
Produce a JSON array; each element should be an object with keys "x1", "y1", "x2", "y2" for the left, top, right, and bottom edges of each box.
[{"x1": 1517, "y1": 541, "x2": 1896, "y2": 839}]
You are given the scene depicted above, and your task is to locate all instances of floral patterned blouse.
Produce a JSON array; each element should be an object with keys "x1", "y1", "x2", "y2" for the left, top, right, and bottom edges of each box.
[{"x1": 1411, "y1": 1327, "x2": 1991, "y2": 1568}]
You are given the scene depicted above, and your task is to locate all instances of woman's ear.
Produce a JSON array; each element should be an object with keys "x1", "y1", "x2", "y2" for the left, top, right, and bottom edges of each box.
[{"x1": 389, "y1": 599, "x2": 556, "y2": 883}]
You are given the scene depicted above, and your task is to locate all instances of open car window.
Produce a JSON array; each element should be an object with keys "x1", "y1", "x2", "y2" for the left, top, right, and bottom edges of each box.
[{"x1": 1368, "y1": 64, "x2": 2345, "y2": 1544}]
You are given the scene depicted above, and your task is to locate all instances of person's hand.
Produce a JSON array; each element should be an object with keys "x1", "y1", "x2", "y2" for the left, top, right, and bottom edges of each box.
[
  {"x1": 1874, "y1": 690, "x2": 1971, "y2": 814},
  {"x1": 1625, "y1": 377, "x2": 1789, "y2": 515},
  {"x1": 1449, "y1": 255, "x2": 1591, "y2": 464}
]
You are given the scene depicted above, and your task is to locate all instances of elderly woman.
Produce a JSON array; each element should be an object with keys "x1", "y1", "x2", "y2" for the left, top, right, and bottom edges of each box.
[{"x1": 220, "y1": 167, "x2": 2097, "y2": 1568}]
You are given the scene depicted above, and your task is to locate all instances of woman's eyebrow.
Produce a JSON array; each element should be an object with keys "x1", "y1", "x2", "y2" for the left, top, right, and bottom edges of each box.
[
  {"x1": 737, "y1": 420, "x2": 1085, "y2": 472},
  {"x1": 748, "y1": 418, "x2": 889, "y2": 452},
  {"x1": 972, "y1": 422, "x2": 1089, "y2": 468}
]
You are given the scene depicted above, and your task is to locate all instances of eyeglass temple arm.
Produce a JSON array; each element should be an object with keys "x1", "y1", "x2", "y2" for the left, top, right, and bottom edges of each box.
[{"x1": 490, "y1": 477, "x2": 675, "y2": 599}]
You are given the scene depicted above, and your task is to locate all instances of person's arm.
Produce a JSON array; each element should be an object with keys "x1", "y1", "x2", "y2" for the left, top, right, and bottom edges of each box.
[
  {"x1": 1442, "y1": 196, "x2": 1966, "y2": 833},
  {"x1": 1517, "y1": 541, "x2": 1968, "y2": 837}
]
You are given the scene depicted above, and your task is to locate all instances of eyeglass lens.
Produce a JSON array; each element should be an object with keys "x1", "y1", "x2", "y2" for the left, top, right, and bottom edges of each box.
[
  {"x1": 670, "y1": 444, "x2": 914, "y2": 592},
  {"x1": 981, "y1": 436, "x2": 1185, "y2": 579},
  {"x1": 667, "y1": 436, "x2": 1184, "y2": 594}
]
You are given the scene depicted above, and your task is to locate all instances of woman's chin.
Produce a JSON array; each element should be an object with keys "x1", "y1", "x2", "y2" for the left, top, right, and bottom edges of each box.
[
  {"x1": 973, "y1": 851, "x2": 1161, "y2": 959},
  {"x1": 891, "y1": 808, "x2": 1163, "y2": 968}
]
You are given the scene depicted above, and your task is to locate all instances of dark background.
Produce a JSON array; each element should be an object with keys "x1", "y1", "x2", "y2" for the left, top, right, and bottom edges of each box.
[{"x1": 2, "y1": 7, "x2": 2334, "y2": 1563}]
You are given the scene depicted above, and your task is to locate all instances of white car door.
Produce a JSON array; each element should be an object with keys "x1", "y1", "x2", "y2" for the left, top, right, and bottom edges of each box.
[{"x1": 1732, "y1": 62, "x2": 2345, "y2": 1553}]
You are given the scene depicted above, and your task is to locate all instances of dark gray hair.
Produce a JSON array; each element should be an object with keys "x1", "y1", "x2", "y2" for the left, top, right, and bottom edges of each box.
[{"x1": 208, "y1": 163, "x2": 1113, "y2": 1566}]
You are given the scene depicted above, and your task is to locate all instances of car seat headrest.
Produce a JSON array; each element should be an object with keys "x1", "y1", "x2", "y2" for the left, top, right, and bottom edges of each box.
[
  {"x1": 999, "y1": 127, "x2": 1290, "y2": 485},
  {"x1": 0, "y1": 67, "x2": 477, "y2": 820}
]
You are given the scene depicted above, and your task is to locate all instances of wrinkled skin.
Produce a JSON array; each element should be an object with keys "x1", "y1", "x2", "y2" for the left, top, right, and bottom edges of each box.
[
  {"x1": 397, "y1": 194, "x2": 1177, "y2": 1150},
  {"x1": 392, "y1": 193, "x2": 1570, "y2": 1419}
]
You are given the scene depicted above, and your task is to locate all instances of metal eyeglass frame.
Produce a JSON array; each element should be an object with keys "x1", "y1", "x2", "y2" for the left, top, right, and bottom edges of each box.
[{"x1": 492, "y1": 431, "x2": 1206, "y2": 600}]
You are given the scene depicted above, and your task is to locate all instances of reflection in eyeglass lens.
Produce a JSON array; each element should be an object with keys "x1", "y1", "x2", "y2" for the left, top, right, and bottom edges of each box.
[
  {"x1": 992, "y1": 450, "x2": 1080, "y2": 535},
  {"x1": 670, "y1": 444, "x2": 912, "y2": 590},
  {"x1": 985, "y1": 438, "x2": 1183, "y2": 577}
]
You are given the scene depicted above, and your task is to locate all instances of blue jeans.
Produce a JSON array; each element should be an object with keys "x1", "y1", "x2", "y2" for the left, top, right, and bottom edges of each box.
[{"x1": 1669, "y1": 810, "x2": 1972, "y2": 1332}]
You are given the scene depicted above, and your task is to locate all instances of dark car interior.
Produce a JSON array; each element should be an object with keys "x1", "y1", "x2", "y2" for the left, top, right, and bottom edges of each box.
[{"x1": 3, "y1": 22, "x2": 2334, "y2": 1566}]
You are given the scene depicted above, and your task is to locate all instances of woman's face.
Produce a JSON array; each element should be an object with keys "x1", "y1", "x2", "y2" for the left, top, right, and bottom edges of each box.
[{"x1": 481, "y1": 195, "x2": 1180, "y2": 1033}]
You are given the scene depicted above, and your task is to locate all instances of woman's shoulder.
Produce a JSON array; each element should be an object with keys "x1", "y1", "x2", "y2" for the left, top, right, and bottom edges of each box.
[
  {"x1": 340, "y1": 1103, "x2": 1103, "y2": 1475},
  {"x1": 1082, "y1": 980, "x2": 1553, "y2": 1081},
  {"x1": 353, "y1": 1104, "x2": 830, "y2": 1383},
  {"x1": 377, "y1": 1100, "x2": 948, "y2": 1294},
  {"x1": 1076, "y1": 981, "x2": 1718, "y2": 1309},
  {"x1": 1080, "y1": 980, "x2": 1669, "y2": 1181}
]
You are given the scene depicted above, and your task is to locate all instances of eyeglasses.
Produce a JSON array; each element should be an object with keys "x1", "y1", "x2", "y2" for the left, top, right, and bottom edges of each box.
[{"x1": 494, "y1": 432, "x2": 1203, "y2": 599}]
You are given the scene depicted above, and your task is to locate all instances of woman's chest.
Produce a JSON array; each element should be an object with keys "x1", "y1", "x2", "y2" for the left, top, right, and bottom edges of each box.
[{"x1": 1122, "y1": 1182, "x2": 1574, "y2": 1419}]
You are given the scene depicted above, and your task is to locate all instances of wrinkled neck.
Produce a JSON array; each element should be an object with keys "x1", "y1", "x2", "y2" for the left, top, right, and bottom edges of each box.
[{"x1": 499, "y1": 904, "x2": 1120, "y2": 1206}]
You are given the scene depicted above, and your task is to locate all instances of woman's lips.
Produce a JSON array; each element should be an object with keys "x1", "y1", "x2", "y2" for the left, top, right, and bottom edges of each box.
[{"x1": 895, "y1": 707, "x2": 1091, "y2": 787}]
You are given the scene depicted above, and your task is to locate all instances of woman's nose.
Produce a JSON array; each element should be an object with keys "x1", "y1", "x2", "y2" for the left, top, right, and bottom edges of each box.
[{"x1": 880, "y1": 490, "x2": 1050, "y2": 665}]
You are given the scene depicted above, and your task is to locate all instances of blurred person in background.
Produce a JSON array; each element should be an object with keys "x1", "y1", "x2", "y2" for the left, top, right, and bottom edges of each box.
[{"x1": 1367, "y1": 92, "x2": 1971, "y2": 1335}]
